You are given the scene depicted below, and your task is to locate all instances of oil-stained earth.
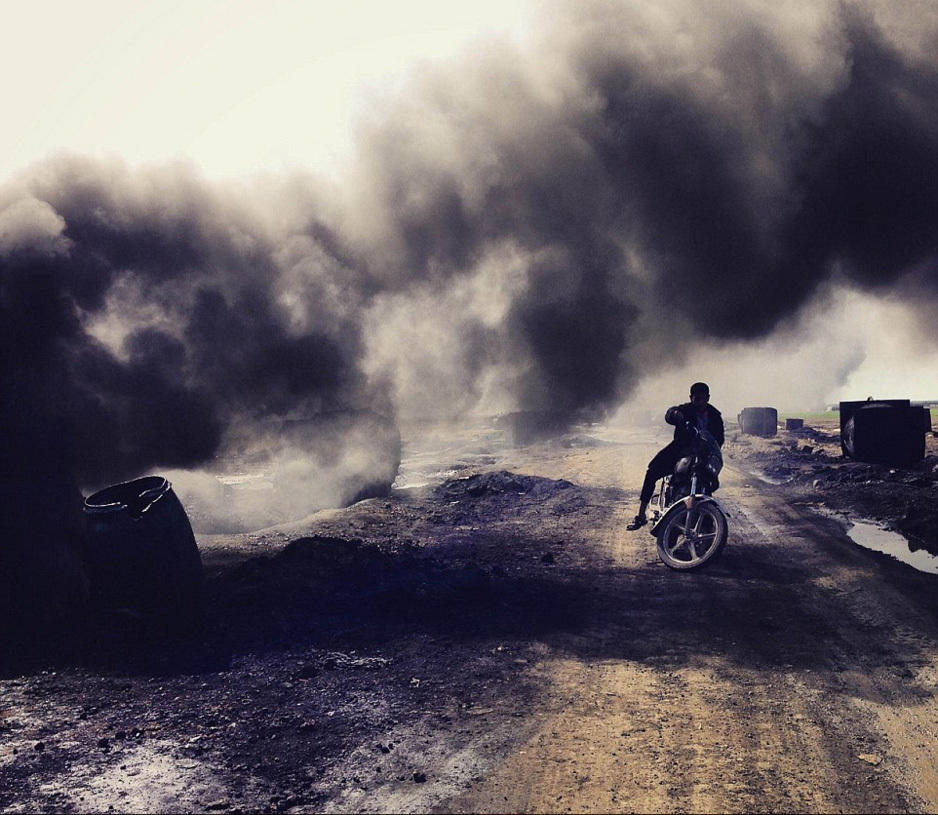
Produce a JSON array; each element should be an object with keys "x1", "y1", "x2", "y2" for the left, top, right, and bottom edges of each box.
[{"x1": 3, "y1": 419, "x2": 938, "y2": 813}]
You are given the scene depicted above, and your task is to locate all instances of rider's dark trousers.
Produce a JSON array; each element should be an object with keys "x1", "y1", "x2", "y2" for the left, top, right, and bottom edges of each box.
[{"x1": 639, "y1": 440, "x2": 684, "y2": 504}]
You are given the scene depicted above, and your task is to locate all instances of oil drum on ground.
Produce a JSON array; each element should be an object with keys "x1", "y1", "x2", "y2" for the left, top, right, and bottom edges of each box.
[
  {"x1": 840, "y1": 400, "x2": 926, "y2": 467},
  {"x1": 738, "y1": 407, "x2": 778, "y2": 437},
  {"x1": 83, "y1": 476, "x2": 203, "y2": 621}
]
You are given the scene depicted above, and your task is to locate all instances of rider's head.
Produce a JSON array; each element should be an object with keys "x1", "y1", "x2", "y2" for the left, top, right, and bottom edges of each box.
[{"x1": 689, "y1": 382, "x2": 710, "y2": 411}]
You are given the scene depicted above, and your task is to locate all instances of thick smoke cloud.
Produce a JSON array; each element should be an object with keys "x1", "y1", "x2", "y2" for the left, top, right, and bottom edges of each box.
[
  {"x1": 0, "y1": 160, "x2": 388, "y2": 494},
  {"x1": 790, "y1": 11, "x2": 938, "y2": 295},
  {"x1": 3, "y1": 0, "x2": 938, "y2": 529},
  {"x1": 350, "y1": 1, "x2": 938, "y2": 425}
]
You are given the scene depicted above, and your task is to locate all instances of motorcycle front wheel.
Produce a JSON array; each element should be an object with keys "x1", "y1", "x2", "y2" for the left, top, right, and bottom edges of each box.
[{"x1": 656, "y1": 502, "x2": 727, "y2": 570}]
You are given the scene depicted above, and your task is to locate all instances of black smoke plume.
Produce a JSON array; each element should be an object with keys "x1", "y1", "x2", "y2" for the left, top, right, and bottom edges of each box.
[
  {"x1": 350, "y1": 2, "x2": 938, "y2": 424},
  {"x1": 1, "y1": 161, "x2": 386, "y2": 491},
  {"x1": 2, "y1": 1, "x2": 938, "y2": 555}
]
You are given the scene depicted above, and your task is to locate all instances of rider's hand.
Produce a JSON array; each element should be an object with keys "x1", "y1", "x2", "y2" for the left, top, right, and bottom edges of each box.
[{"x1": 665, "y1": 406, "x2": 685, "y2": 425}]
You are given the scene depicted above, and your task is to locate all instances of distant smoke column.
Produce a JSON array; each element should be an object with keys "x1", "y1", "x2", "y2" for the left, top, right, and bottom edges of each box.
[{"x1": 351, "y1": 2, "x2": 938, "y2": 425}]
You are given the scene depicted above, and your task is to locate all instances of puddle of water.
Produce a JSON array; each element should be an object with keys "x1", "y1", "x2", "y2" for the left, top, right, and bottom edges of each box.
[
  {"x1": 813, "y1": 507, "x2": 938, "y2": 575},
  {"x1": 845, "y1": 519, "x2": 938, "y2": 575}
]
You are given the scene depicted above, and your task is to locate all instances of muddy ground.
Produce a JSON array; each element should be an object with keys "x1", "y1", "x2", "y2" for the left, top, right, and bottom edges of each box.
[
  {"x1": 728, "y1": 421, "x2": 938, "y2": 555},
  {"x1": 2, "y1": 418, "x2": 938, "y2": 813}
]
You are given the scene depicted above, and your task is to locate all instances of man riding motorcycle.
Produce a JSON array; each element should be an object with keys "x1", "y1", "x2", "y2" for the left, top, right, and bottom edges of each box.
[{"x1": 626, "y1": 382, "x2": 724, "y2": 531}]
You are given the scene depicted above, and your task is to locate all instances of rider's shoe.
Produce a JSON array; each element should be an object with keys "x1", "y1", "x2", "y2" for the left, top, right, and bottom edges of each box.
[{"x1": 626, "y1": 514, "x2": 647, "y2": 531}]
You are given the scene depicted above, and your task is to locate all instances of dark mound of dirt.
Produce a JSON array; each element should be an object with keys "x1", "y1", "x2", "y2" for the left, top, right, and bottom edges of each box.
[
  {"x1": 436, "y1": 470, "x2": 575, "y2": 499},
  {"x1": 229, "y1": 535, "x2": 389, "y2": 586}
]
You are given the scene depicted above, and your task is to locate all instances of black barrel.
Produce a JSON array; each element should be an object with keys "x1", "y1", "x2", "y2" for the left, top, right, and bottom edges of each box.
[
  {"x1": 785, "y1": 418, "x2": 804, "y2": 431},
  {"x1": 839, "y1": 399, "x2": 910, "y2": 452},
  {"x1": 83, "y1": 476, "x2": 203, "y2": 618},
  {"x1": 738, "y1": 407, "x2": 778, "y2": 437},
  {"x1": 841, "y1": 403, "x2": 925, "y2": 466}
]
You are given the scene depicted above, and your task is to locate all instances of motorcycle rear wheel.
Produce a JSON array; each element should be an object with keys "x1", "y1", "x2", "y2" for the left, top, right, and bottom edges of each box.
[{"x1": 656, "y1": 502, "x2": 727, "y2": 570}]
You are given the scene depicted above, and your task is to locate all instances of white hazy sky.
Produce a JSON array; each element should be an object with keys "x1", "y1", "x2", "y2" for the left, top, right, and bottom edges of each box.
[
  {"x1": 3, "y1": 0, "x2": 936, "y2": 409},
  {"x1": 0, "y1": 0, "x2": 535, "y2": 182}
]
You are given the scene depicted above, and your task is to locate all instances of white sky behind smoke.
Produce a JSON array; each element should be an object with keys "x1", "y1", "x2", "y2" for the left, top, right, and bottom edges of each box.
[
  {"x1": 0, "y1": 0, "x2": 534, "y2": 181},
  {"x1": 3, "y1": 0, "x2": 937, "y2": 418}
]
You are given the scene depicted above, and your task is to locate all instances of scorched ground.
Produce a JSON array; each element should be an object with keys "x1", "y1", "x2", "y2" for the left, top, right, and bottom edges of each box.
[{"x1": 2, "y1": 418, "x2": 938, "y2": 813}]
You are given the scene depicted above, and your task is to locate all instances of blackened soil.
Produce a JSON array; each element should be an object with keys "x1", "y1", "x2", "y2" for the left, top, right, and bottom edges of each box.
[
  {"x1": 0, "y1": 471, "x2": 623, "y2": 813},
  {"x1": 4, "y1": 427, "x2": 938, "y2": 814}
]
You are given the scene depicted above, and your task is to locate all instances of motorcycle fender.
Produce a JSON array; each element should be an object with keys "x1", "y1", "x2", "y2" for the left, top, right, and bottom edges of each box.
[{"x1": 649, "y1": 495, "x2": 726, "y2": 536}]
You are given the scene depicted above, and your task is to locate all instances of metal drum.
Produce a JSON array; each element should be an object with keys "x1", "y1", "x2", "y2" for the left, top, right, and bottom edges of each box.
[
  {"x1": 83, "y1": 476, "x2": 203, "y2": 618},
  {"x1": 738, "y1": 407, "x2": 778, "y2": 437},
  {"x1": 842, "y1": 404, "x2": 925, "y2": 467}
]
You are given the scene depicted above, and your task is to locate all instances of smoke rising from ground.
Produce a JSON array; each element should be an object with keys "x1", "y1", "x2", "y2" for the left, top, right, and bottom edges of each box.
[
  {"x1": 3, "y1": 0, "x2": 938, "y2": 530},
  {"x1": 611, "y1": 284, "x2": 938, "y2": 426},
  {"x1": 351, "y1": 0, "x2": 938, "y2": 423},
  {"x1": 1, "y1": 160, "x2": 387, "y2": 489}
]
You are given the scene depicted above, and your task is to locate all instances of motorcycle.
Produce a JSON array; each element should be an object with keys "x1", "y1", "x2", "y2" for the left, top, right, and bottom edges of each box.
[{"x1": 647, "y1": 423, "x2": 728, "y2": 570}]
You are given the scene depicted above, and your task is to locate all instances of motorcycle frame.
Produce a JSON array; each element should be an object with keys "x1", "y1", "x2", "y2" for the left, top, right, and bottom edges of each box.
[{"x1": 648, "y1": 470, "x2": 727, "y2": 537}]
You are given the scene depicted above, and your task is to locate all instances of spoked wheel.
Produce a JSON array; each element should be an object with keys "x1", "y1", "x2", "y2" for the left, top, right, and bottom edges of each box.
[{"x1": 656, "y1": 502, "x2": 727, "y2": 570}]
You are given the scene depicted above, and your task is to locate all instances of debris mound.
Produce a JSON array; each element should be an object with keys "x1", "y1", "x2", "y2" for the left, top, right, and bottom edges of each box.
[
  {"x1": 435, "y1": 471, "x2": 574, "y2": 500},
  {"x1": 228, "y1": 535, "x2": 389, "y2": 593}
]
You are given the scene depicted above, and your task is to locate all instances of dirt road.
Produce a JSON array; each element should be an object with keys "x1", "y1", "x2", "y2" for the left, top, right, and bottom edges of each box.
[
  {"x1": 444, "y1": 446, "x2": 938, "y2": 814},
  {"x1": 3, "y1": 424, "x2": 938, "y2": 813}
]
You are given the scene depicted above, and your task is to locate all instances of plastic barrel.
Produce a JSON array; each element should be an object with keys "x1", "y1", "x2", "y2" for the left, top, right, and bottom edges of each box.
[
  {"x1": 83, "y1": 476, "x2": 203, "y2": 617},
  {"x1": 738, "y1": 407, "x2": 778, "y2": 437},
  {"x1": 785, "y1": 418, "x2": 804, "y2": 431}
]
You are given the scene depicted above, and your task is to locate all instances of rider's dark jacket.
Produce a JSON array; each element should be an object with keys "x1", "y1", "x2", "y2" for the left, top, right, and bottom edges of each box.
[{"x1": 669, "y1": 403, "x2": 724, "y2": 447}]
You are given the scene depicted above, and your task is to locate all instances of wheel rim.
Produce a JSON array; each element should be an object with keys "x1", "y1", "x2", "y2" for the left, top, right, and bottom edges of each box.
[{"x1": 661, "y1": 506, "x2": 721, "y2": 565}]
